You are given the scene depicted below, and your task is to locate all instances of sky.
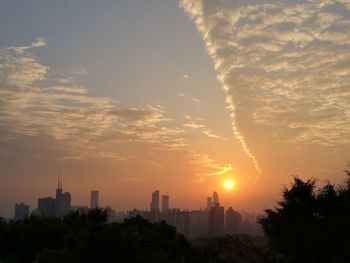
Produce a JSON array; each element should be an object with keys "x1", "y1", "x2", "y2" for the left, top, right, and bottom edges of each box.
[{"x1": 1, "y1": 0, "x2": 350, "y2": 218}]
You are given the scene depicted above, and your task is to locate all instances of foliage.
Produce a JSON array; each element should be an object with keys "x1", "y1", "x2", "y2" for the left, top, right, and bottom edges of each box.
[
  {"x1": 187, "y1": 235, "x2": 276, "y2": 263},
  {"x1": 0, "y1": 210, "x2": 189, "y2": 263},
  {"x1": 259, "y1": 172, "x2": 350, "y2": 263}
]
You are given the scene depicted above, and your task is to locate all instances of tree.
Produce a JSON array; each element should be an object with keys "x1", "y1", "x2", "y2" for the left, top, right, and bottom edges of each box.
[{"x1": 259, "y1": 173, "x2": 350, "y2": 263}]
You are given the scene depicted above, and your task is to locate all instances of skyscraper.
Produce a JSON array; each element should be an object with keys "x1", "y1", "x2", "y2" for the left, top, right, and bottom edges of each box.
[
  {"x1": 209, "y1": 191, "x2": 225, "y2": 237},
  {"x1": 90, "y1": 190, "x2": 99, "y2": 209},
  {"x1": 226, "y1": 207, "x2": 243, "y2": 235},
  {"x1": 161, "y1": 194, "x2": 169, "y2": 213},
  {"x1": 14, "y1": 203, "x2": 30, "y2": 220},
  {"x1": 213, "y1": 191, "x2": 219, "y2": 205},
  {"x1": 150, "y1": 190, "x2": 160, "y2": 211},
  {"x1": 55, "y1": 177, "x2": 71, "y2": 216},
  {"x1": 206, "y1": 197, "x2": 213, "y2": 210}
]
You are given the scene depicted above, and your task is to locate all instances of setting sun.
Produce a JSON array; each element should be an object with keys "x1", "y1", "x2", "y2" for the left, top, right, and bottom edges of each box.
[{"x1": 224, "y1": 180, "x2": 234, "y2": 190}]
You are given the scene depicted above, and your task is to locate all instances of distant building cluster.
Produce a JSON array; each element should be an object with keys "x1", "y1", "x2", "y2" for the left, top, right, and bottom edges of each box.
[
  {"x1": 13, "y1": 181, "x2": 260, "y2": 238},
  {"x1": 14, "y1": 177, "x2": 99, "y2": 219},
  {"x1": 116, "y1": 190, "x2": 261, "y2": 238}
]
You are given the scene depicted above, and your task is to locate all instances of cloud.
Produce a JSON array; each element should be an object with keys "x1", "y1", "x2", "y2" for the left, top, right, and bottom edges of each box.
[
  {"x1": 0, "y1": 39, "x2": 234, "y2": 183},
  {"x1": 0, "y1": 38, "x2": 48, "y2": 87},
  {"x1": 183, "y1": 115, "x2": 225, "y2": 140},
  {"x1": 192, "y1": 98, "x2": 200, "y2": 103},
  {"x1": 181, "y1": 0, "x2": 350, "y2": 181},
  {"x1": 188, "y1": 151, "x2": 233, "y2": 180},
  {"x1": 0, "y1": 40, "x2": 186, "y2": 160},
  {"x1": 183, "y1": 74, "x2": 190, "y2": 79}
]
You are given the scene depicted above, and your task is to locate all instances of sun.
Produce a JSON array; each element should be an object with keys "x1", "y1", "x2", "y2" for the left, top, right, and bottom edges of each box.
[{"x1": 224, "y1": 180, "x2": 234, "y2": 190}]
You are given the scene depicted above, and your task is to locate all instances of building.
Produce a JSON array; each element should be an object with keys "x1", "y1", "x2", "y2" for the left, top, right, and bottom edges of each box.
[
  {"x1": 225, "y1": 207, "x2": 242, "y2": 235},
  {"x1": 213, "y1": 191, "x2": 219, "y2": 205},
  {"x1": 167, "y1": 208, "x2": 190, "y2": 237},
  {"x1": 38, "y1": 197, "x2": 55, "y2": 217},
  {"x1": 150, "y1": 190, "x2": 160, "y2": 211},
  {"x1": 14, "y1": 203, "x2": 30, "y2": 220},
  {"x1": 55, "y1": 178, "x2": 71, "y2": 216},
  {"x1": 161, "y1": 194, "x2": 169, "y2": 213},
  {"x1": 189, "y1": 210, "x2": 209, "y2": 238},
  {"x1": 90, "y1": 190, "x2": 99, "y2": 209},
  {"x1": 150, "y1": 190, "x2": 160, "y2": 221},
  {"x1": 206, "y1": 197, "x2": 213, "y2": 210},
  {"x1": 37, "y1": 177, "x2": 71, "y2": 217},
  {"x1": 208, "y1": 192, "x2": 225, "y2": 237}
]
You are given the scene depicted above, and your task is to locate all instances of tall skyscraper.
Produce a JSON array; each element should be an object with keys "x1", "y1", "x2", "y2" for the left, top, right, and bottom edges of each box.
[
  {"x1": 206, "y1": 197, "x2": 213, "y2": 210},
  {"x1": 55, "y1": 177, "x2": 71, "y2": 216},
  {"x1": 213, "y1": 191, "x2": 219, "y2": 205},
  {"x1": 209, "y1": 192, "x2": 225, "y2": 237},
  {"x1": 14, "y1": 203, "x2": 30, "y2": 220},
  {"x1": 150, "y1": 190, "x2": 160, "y2": 211},
  {"x1": 226, "y1": 207, "x2": 243, "y2": 235},
  {"x1": 161, "y1": 194, "x2": 169, "y2": 213},
  {"x1": 90, "y1": 190, "x2": 99, "y2": 209}
]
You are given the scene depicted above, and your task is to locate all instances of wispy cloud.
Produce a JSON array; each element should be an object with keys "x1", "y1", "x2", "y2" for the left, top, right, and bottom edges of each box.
[
  {"x1": 181, "y1": 0, "x2": 350, "y2": 181},
  {"x1": 188, "y1": 151, "x2": 233, "y2": 181},
  {"x1": 0, "y1": 38, "x2": 48, "y2": 87},
  {"x1": 0, "y1": 40, "x2": 185, "y2": 160},
  {"x1": 183, "y1": 115, "x2": 225, "y2": 140},
  {"x1": 0, "y1": 39, "x2": 235, "y2": 183}
]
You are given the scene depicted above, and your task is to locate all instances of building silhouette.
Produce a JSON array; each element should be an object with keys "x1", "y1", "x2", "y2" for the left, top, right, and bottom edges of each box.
[
  {"x1": 90, "y1": 190, "x2": 99, "y2": 209},
  {"x1": 37, "y1": 177, "x2": 71, "y2": 217},
  {"x1": 14, "y1": 203, "x2": 30, "y2": 220},
  {"x1": 226, "y1": 207, "x2": 243, "y2": 235},
  {"x1": 208, "y1": 192, "x2": 225, "y2": 237},
  {"x1": 206, "y1": 197, "x2": 213, "y2": 210},
  {"x1": 189, "y1": 210, "x2": 208, "y2": 238},
  {"x1": 167, "y1": 208, "x2": 190, "y2": 237},
  {"x1": 150, "y1": 190, "x2": 160, "y2": 211},
  {"x1": 213, "y1": 191, "x2": 219, "y2": 205},
  {"x1": 161, "y1": 194, "x2": 169, "y2": 213},
  {"x1": 150, "y1": 190, "x2": 160, "y2": 222},
  {"x1": 38, "y1": 197, "x2": 55, "y2": 217}
]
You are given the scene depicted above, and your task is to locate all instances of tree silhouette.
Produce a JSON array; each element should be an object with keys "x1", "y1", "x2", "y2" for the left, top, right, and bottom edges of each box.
[{"x1": 259, "y1": 173, "x2": 350, "y2": 263}]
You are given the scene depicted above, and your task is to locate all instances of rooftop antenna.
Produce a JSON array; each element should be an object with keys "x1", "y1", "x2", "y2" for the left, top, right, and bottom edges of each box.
[{"x1": 57, "y1": 171, "x2": 62, "y2": 189}]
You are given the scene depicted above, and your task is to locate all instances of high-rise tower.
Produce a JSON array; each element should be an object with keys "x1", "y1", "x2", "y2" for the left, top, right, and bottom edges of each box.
[
  {"x1": 55, "y1": 176, "x2": 71, "y2": 216},
  {"x1": 213, "y1": 191, "x2": 219, "y2": 205},
  {"x1": 226, "y1": 207, "x2": 242, "y2": 235},
  {"x1": 162, "y1": 194, "x2": 169, "y2": 213},
  {"x1": 90, "y1": 190, "x2": 99, "y2": 209},
  {"x1": 209, "y1": 191, "x2": 225, "y2": 237},
  {"x1": 150, "y1": 190, "x2": 160, "y2": 211}
]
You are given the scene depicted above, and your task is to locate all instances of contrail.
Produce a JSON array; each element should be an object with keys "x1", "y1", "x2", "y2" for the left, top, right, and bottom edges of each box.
[{"x1": 180, "y1": 0, "x2": 262, "y2": 181}]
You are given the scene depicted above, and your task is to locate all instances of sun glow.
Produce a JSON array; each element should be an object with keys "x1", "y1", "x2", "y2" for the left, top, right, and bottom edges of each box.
[{"x1": 224, "y1": 180, "x2": 234, "y2": 190}]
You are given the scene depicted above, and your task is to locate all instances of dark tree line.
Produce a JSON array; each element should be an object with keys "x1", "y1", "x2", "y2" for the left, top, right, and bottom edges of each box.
[{"x1": 0, "y1": 210, "x2": 189, "y2": 263}]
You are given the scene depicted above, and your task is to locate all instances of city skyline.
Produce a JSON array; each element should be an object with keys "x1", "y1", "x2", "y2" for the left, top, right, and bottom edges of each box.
[
  {"x1": 1, "y1": 0, "x2": 350, "y2": 219},
  {"x1": 9, "y1": 179, "x2": 260, "y2": 238},
  {"x1": 8, "y1": 177, "x2": 249, "y2": 218}
]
